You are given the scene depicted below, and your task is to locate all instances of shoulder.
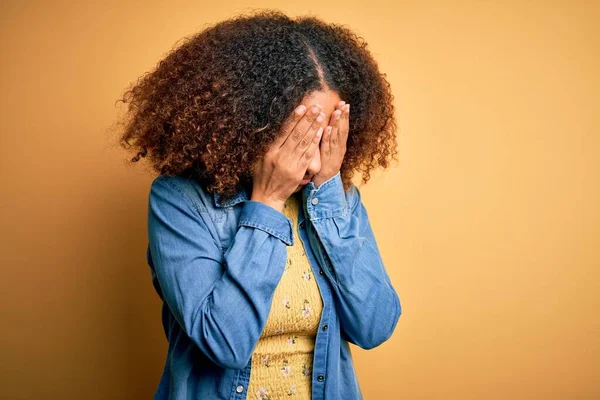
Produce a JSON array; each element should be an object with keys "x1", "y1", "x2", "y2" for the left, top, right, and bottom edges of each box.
[{"x1": 149, "y1": 174, "x2": 213, "y2": 214}]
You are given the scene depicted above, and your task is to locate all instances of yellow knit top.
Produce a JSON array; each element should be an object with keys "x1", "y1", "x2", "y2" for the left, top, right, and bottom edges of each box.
[{"x1": 246, "y1": 192, "x2": 324, "y2": 400}]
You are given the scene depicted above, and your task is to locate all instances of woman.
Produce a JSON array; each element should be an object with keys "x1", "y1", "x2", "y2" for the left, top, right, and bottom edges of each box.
[{"x1": 117, "y1": 10, "x2": 401, "y2": 400}]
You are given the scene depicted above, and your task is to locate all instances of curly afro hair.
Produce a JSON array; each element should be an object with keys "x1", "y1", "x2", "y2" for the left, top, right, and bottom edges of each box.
[{"x1": 114, "y1": 9, "x2": 399, "y2": 202}]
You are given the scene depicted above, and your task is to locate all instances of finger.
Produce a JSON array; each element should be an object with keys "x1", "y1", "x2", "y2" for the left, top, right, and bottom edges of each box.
[
  {"x1": 339, "y1": 104, "x2": 350, "y2": 149},
  {"x1": 272, "y1": 104, "x2": 308, "y2": 149},
  {"x1": 328, "y1": 109, "x2": 342, "y2": 150},
  {"x1": 281, "y1": 104, "x2": 322, "y2": 152},
  {"x1": 291, "y1": 110, "x2": 325, "y2": 156},
  {"x1": 298, "y1": 126, "x2": 324, "y2": 169},
  {"x1": 320, "y1": 125, "x2": 332, "y2": 162}
]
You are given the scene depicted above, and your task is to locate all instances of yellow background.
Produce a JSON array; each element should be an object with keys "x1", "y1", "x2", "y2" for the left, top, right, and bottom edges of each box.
[{"x1": 1, "y1": 1, "x2": 598, "y2": 398}]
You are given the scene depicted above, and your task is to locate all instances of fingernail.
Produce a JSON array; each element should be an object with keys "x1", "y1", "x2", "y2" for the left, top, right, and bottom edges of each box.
[
  {"x1": 311, "y1": 105, "x2": 321, "y2": 114},
  {"x1": 295, "y1": 105, "x2": 307, "y2": 115}
]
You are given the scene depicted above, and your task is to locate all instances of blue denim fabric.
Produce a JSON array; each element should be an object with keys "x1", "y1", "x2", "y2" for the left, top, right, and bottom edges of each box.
[{"x1": 146, "y1": 170, "x2": 402, "y2": 400}]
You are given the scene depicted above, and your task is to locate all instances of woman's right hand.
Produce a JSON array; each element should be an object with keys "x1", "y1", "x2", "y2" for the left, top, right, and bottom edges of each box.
[{"x1": 250, "y1": 104, "x2": 325, "y2": 212}]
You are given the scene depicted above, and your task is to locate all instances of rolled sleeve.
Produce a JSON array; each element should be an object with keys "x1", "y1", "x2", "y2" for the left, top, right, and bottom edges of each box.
[
  {"x1": 302, "y1": 171, "x2": 350, "y2": 220},
  {"x1": 239, "y1": 200, "x2": 295, "y2": 246}
]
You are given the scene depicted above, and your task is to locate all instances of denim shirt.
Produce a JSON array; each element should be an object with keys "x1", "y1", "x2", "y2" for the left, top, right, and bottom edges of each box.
[{"x1": 146, "y1": 170, "x2": 402, "y2": 400}]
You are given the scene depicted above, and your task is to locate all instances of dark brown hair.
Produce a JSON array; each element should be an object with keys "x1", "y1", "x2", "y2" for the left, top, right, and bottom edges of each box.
[{"x1": 113, "y1": 10, "x2": 399, "y2": 202}]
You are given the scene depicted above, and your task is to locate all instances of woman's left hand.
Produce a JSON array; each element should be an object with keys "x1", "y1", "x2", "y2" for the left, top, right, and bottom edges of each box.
[{"x1": 311, "y1": 101, "x2": 350, "y2": 188}]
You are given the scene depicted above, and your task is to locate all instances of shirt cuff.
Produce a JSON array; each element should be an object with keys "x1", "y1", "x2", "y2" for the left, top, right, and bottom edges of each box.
[
  {"x1": 238, "y1": 200, "x2": 295, "y2": 246},
  {"x1": 301, "y1": 171, "x2": 350, "y2": 220}
]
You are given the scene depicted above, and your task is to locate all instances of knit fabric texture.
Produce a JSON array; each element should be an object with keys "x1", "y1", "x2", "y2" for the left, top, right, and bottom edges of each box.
[{"x1": 246, "y1": 192, "x2": 325, "y2": 400}]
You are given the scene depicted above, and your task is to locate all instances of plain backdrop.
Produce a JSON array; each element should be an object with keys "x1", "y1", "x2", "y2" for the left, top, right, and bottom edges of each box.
[{"x1": 1, "y1": 1, "x2": 598, "y2": 399}]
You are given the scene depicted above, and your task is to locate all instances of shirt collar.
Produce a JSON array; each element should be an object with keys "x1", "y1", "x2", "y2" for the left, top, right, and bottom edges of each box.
[{"x1": 212, "y1": 184, "x2": 251, "y2": 208}]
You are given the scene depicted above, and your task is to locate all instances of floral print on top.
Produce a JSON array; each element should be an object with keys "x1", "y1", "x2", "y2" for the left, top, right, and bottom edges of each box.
[{"x1": 246, "y1": 192, "x2": 324, "y2": 400}]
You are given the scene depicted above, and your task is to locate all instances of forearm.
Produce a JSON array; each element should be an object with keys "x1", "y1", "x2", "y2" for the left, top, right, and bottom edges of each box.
[
  {"x1": 302, "y1": 172, "x2": 402, "y2": 348},
  {"x1": 149, "y1": 178, "x2": 294, "y2": 369}
]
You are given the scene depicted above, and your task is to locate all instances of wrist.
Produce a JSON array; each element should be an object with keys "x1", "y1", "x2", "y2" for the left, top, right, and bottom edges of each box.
[{"x1": 250, "y1": 193, "x2": 285, "y2": 213}]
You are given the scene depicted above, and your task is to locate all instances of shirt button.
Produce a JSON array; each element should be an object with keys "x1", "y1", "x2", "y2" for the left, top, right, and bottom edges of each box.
[
  {"x1": 319, "y1": 268, "x2": 324, "y2": 276},
  {"x1": 236, "y1": 385, "x2": 244, "y2": 393},
  {"x1": 311, "y1": 197, "x2": 319, "y2": 205},
  {"x1": 299, "y1": 221, "x2": 305, "y2": 228},
  {"x1": 322, "y1": 324, "x2": 328, "y2": 331},
  {"x1": 317, "y1": 374, "x2": 325, "y2": 382}
]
